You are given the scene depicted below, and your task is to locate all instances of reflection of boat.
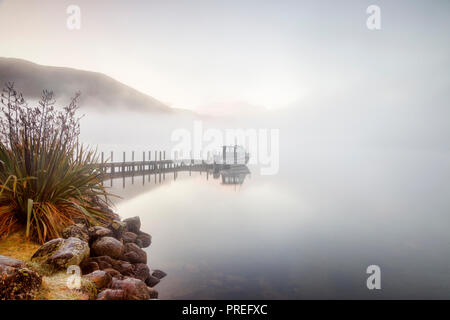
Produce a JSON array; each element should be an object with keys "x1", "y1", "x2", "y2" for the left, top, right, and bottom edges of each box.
[
  {"x1": 209, "y1": 145, "x2": 251, "y2": 185},
  {"x1": 213, "y1": 145, "x2": 249, "y2": 165},
  {"x1": 220, "y1": 165, "x2": 250, "y2": 185}
]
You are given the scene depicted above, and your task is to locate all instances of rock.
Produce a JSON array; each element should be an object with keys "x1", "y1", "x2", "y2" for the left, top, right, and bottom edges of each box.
[
  {"x1": 83, "y1": 270, "x2": 112, "y2": 290},
  {"x1": 90, "y1": 256, "x2": 115, "y2": 265},
  {"x1": 108, "y1": 221, "x2": 127, "y2": 238},
  {"x1": 0, "y1": 255, "x2": 25, "y2": 268},
  {"x1": 91, "y1": 236, "x2": 124, "y2": 259},
  {"x1": 135, "y1": 239, "x2": 143, "y2": 248},
  {"x1": 97, "y1": 260, "x2": 112, "y2": 270},
  {"x1": 110, "y1": 277, "x2": 150, "y2": 300},
  {"x1": 152, "y1": 269, "x2": 167, "y2": 280},
  {"x1": 123, "y1": 216, "x2": 141, "y2": 233},
  {"x1": 122, "y1": 231, "x2": 138, "y2": 244},
  {"x1": 81, "y1": 261, "x2": 99, "y2": 274},
  {"x1": 102, "y1": 268, "x2": 123, "y2": 279},
  {"x1": 136, "y1": 231, "x2": 152, "y2": 248},
  {"x1": 89, "y1": 255, "x2": 117, "y2": 271},
  {"x1": 147, "y1": 286, "x2": 158, "y2": 299},
  {"x1": 145, "y1": 275, "x2": 160, "y2": 287},
  {"x1": 62, "y1": 224, "x2": 89, "y2": 242},
  {"x1": 111, "y1": 260, "x2": 135, "y2": 276},
  {"x1": 89, "y1": 256, "x2": 135, "y2": 276},
  {"x1": 134, "y1": 263, "x2": 150, "y2": 282},
  {"x1": 88, "y1": 226, "x2": 113, "y2": 241},
  {"x1": 0, "y1": 255, "x2": 42, "y2": 300},
  {"x1": 97, "y1": 289, "x2": 125, "y2": 300},
  {"x1": 122, "y1": 243, "x2": 147, "y2": 264},
  {"x1": 31, "y1": 237, "x2": 90, "y2": 270}
]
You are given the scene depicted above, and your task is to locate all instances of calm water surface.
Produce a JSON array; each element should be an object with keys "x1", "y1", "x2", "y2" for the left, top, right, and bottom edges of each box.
[{"x1": 107, "y1": 147, "x2": 450, "y2": 299}]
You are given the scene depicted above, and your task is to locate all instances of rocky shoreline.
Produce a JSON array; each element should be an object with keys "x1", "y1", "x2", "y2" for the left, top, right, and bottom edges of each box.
[{"x1": 0, "y1": 214, "x2": 165, "y2": 300}]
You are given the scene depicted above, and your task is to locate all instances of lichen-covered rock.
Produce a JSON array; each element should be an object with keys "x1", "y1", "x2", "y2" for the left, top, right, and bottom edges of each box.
[
  {"x1": 122, "y1": 243, "x2": 147, "y2": 264},
  {"x1": 97, "y1": 288, "x2": 125, "y2": 300},
  {"x1": 122, "y1": 231, "x2": 138, "y2": 244},
  {"x1": 110, "y1": 277, "x2": 150, "y2": 300},
  {"x1": 151, "y1": 269, "x2": 167, "y2": 280},
  {"x1": 36, "y1": 216, "x2": 163, "y2": 299},
  {"x1": 83, "y1": 270, "x2": 112, "y2": 290},
  {"x1": 0, "y1": 255, "x2": 42, "y2": 300},
  {"x1": 91, "y1": 236, "x2": 123, "y2": 259},
  {"x1": 136, "y1": 231, "x2": 152, "y2": 248},
  {"x1": 108, "y1": 221, "x2": 127, "y2": 238},
  {"x1": 31, "y1": 237, "x2": 90, "y2": 270},
  {"x1": 123, "y1": 216, "x2": 141, "y2": 233},
  {"x1": 62, "y1": 224, "x2": 89, "y2": 242},
  {"x1": 88, "y1": 226, "x2": 113, "y2": 241},
  {"x1": 134, "y1": 263, "x2": 150, "y2": 282}
]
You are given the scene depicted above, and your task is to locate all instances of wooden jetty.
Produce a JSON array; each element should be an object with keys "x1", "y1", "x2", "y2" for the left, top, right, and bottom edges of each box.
[{"x1": 96, "y1": 150, "x2": 245, "y2": 180}]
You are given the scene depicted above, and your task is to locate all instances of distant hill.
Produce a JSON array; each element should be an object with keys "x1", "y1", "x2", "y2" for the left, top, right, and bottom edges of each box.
[{"x1": 0, "y1": 57, "x2": 174, "y2": 113}]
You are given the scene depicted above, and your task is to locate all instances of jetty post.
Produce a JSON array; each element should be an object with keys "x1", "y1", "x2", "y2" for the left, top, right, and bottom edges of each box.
[
  {"x1": 163, "y1": 151, "x2": 166, "y2": 169},
  {"x1": 158, "y1": 151, "x2": 161, "y2": 171},
  {"x1": 222, "y1": 146, "x2": 226, "y2": 164},
  {"x1": 110, "y1": 151, "x2": 114, "y2": 174},
  {"x1": 143, "y1": 151, "x2": 145, "y2": 172},
  {"x1": 122, "y1": 151, "x2": 125, "y2": 173}
]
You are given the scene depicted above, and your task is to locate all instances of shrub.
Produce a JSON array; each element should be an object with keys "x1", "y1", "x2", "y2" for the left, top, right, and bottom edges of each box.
[{"x1": 0, "y1": 83, "x2": 114, "y2": 243}]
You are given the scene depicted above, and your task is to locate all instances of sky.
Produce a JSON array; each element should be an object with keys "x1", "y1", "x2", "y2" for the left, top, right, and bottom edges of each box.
[{"x1": 0, "y1": 0, "x2": 449, "y2": 114}]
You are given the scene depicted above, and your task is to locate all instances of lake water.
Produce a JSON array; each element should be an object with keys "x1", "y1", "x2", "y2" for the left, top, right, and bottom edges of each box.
[{"x1": 107, "y1": 146, "x2": 450, "y2": 299}]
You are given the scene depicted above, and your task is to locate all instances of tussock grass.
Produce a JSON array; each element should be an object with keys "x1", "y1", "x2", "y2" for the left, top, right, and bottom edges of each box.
[{"x1": 0, "y1": 229, "x2": 40, "y2": 261}]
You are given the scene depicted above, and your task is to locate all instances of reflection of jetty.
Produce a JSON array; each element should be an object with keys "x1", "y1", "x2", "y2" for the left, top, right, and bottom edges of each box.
[{"x1": 97, "y1": 147, "x2": 250, "y2": 186}]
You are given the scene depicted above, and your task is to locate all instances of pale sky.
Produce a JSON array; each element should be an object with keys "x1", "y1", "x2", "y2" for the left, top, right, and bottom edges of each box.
[{"x1": 0, "y1": 0, "x2": 449, "y2": 113}]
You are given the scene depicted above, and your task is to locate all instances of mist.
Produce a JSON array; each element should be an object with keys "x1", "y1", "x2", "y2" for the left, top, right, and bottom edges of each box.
[{"x1": 2, "y1": 0, "x2": 449, "y2": 298}]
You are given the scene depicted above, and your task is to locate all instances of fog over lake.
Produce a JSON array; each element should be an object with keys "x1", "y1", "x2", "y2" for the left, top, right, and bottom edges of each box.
[
  {"x1": 77, "y1": 94, "x2": 450, "y2": 298},
  {"x1": 72, "y1": 25, "x2": 450, "y2": 296},
  {"x1": 2, "y1": 0, "x2": 447, "y2": 299}
]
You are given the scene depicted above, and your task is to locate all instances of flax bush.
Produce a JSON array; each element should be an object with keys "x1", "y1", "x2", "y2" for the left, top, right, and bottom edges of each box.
[{"x1": 0, "y1": 83, "x2": 114, "y2": 243}]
